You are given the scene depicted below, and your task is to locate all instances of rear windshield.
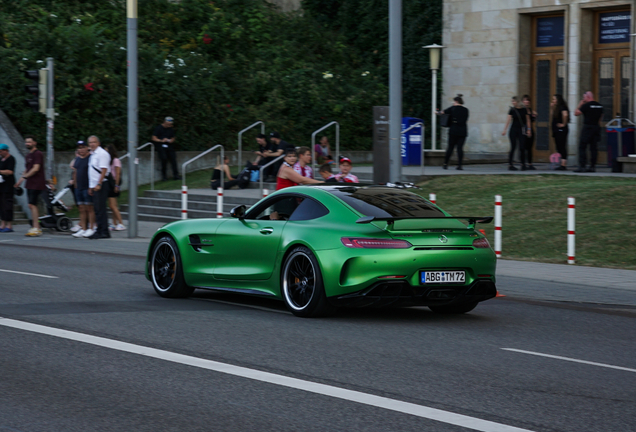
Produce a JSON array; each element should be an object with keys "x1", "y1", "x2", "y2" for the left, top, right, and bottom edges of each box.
[{"x1": 325, "y1": 186, "x2": 445, "y2": 218}]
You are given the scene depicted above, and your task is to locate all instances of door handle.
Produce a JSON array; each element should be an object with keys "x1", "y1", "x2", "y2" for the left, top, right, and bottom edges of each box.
[{"x1": 260, "y1": 228, "x2": 274, "y2": 234}]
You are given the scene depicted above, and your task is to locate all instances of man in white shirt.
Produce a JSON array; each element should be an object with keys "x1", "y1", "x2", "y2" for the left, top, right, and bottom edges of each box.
[{"x1": 87, "y1": 135, "x2": 111, "y2": 239}]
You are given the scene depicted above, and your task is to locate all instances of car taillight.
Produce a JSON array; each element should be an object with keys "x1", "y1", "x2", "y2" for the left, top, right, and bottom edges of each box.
[
  {"x1": 472, "y1": 238, "x2": 490, "y2": 248},
  {"x1": 341, "y1": 238, "x2": 412, "y2": 249}
]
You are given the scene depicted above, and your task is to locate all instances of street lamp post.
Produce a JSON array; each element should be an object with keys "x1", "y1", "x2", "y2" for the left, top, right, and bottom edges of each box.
[{"x1": 423, "y1": 44, "x2": 444, "y2": 152}]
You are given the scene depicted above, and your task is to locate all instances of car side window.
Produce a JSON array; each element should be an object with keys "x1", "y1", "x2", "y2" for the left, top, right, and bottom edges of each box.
[
  {"x1": 289, "y1": 198, "x2": 329, "y2": 221},
  {"x1": 247, "y1": 196, "x2": 303, "y2": 221}
]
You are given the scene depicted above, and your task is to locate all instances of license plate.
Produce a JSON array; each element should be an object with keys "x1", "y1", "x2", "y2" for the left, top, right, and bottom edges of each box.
[{"x1": 420, "y1": 271, "x2": 465, "y2": 284}]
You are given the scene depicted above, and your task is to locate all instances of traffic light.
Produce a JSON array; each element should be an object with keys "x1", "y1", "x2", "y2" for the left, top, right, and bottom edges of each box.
[{"x1": 24, "y1": 69, "x2": 48, "y2": 113}]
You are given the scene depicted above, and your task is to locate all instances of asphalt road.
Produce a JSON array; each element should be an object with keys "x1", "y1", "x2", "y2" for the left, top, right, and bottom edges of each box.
[{"x1": 0, "y1": 245, "x2": 634, "y2": 432}]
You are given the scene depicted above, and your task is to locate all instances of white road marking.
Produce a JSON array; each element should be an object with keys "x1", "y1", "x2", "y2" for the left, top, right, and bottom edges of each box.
[
  {"x1": 0, "y1": 240, "x2": 15, "y2": 242},
  {"x1": 0, "y1": 318, "x2": 533, "y2": 432},
  {"x1": 0, "y1": 269, "x2": 58, "y2": 279},
  {"x1": 502, "y1": 348, "x2": 636, "y2": 373}
]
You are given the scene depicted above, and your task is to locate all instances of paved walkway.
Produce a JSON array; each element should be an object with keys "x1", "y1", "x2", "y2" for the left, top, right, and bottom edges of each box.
[{"x1": 1, "y1": 220, "x2": 635, "y2": 306}]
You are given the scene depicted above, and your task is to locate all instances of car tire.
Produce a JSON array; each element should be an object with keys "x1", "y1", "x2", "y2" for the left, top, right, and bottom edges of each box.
[
  {"x1": 281, "y1": 246, "x2": 335, "y2": 318},
  {"x1": 150, "y1": 236, "x2": 194, "y2": 298},
  {"x1": 428, "y1": 302, "x2": 478, "y2": 314}
]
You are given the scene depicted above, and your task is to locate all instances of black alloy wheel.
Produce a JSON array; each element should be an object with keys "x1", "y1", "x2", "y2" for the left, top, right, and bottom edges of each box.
[
  {"x1": 150, "y1": 236, "x2": 193, "y2": 298},
  {"x1": 281, "y1": 246, "x2": 335, "y2": 318}
]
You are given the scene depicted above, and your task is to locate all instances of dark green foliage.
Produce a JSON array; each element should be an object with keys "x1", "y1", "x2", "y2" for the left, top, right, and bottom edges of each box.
[
  {"x1": 302, "y1": 0, "x2": 443, "y2": 122},
  {"x1": 0, "y1": 0, "x2": 441, "y2": 152}
]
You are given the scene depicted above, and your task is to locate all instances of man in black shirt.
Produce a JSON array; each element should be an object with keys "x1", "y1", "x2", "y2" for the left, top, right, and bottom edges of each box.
[
  {"x1": 152, "y1": 116, "x2": 181, "y2": 181},
  {"x1": 262, "y1": 132, "x2": 294, "y2": 181},
  {"x1": 574, "y1": 92, "x2": 603, "y2": 172}
]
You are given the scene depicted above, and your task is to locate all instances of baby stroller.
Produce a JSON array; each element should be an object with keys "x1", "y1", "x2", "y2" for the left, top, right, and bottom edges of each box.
[{"x1": 37, "y1": 183, "x2": 73, "y2": 232}]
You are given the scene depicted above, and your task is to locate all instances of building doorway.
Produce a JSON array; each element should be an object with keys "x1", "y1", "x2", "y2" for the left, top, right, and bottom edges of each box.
[
  {"x1": 530, "y1": 15, "x2": 565, "y2": 162},
  {"x1": 591, "y1": 9, "x2": 631, "y2": 164}
]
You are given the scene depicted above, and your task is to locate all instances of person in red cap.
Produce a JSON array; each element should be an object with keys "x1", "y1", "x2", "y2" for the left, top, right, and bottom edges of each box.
[{"x1": 335, "y1": 156, "x2": 358, "y2": 183}]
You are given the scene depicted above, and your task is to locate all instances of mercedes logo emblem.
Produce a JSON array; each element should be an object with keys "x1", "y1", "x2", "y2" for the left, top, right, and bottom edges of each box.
[{"x1": 438, "y1": 235, "x2": 448, "y2": 243}]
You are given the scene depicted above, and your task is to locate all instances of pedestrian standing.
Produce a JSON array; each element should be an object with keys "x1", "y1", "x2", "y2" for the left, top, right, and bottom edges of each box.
[
  {"x1": 87, "y1": 135, "x2": 111, "y2": 239},
  {"x1": 14, "y1": 135, "x2": 46, "y2": 236},
  {"x1": 522, "y1": 95, "x2": 537, "y2": 170},
  {"x1": 293, "y1": 146, "x2": 314, "y2": 178},
  {"x1": 502, "y1": 97, "x2": 532, "y2": 171},
  {"x1": 0, "y1": 143, "x2": 16, "y2": 232},
  {"x1": 106, "y1": 144, "x2": 125, "y2": 231},
  {"x1": 276, "y1": 149, "x2": 323, "y2": 190},
  {"x1": 70, "y1": 140, "x2": 96, "y2": 238},
  {"x1": 152, "y1": 116, "x2": 181, "y2": 181},
  {"x1": 551, "y1": 94, "x2": 570, "y2": 170},
  {"x1": 574, "y1": 91, "x2": 603, "y2": 172},
  {"x1": 438, "y1": 94, "x2": 469, "y2": 170}
]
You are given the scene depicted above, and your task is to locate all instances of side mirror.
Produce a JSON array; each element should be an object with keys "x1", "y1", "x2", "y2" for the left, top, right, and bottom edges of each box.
[{"x1": 230, "y1": 205, "x2": 246, "y2": 219}]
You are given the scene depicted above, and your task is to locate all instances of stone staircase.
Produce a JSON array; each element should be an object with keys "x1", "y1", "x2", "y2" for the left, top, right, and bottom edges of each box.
[{"x1": 119, "y1": 183, "x2": 274, "y2": 223}]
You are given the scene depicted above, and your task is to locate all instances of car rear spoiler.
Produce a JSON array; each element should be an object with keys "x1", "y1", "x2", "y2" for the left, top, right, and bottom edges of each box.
[{"x1": 356, "y1": 216, "x2": 493, "y2": 229}]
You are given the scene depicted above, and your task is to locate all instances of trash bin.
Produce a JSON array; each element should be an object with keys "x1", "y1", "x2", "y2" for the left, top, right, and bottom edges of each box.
[
  {"x1": 605, "y1": 118, "x2": 635, "y2": 172},
  {"x1": 401, "y1": 117, "x2": 424, "y2": 166}
]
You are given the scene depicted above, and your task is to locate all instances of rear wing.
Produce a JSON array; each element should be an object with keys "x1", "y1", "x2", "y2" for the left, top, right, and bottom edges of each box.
[{"x1": 356, "y1": 216, "x2": 493, "y2": 230}]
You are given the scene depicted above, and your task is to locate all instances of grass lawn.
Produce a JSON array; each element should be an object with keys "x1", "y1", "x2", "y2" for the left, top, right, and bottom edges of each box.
[
  {"x1": 68, "y1": 170, "x2": 635, "y2": 270},
  {"x1": 412, "y1": 175, "x2": 636, "y2": 270}
]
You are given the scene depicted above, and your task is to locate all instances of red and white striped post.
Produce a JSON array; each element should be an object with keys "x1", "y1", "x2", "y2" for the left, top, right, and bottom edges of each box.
[
  {"x1": 262, "y1": 188, "x2": 269, "y2": 198},
  {"x1": 181, "y1": 185, "x2": 188, "y2": 220},
  {"x1": 429, "y1": 193, "x2": 436, "y2": 204},
  {"x1": 494, "y1": 195, "x2": 502, "y2": 257},
  {"x1": 568, "y1": 197, "x2": 575, "y2": 264},
  {"x1": 216, "y1": 187, "x2": 224, "y2": 218}
]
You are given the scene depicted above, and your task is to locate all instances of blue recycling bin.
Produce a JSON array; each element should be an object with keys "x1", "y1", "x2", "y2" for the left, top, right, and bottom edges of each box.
[
  {"x1": 401, "y1": 117, "x2": 424, "y2": 166},
  {"x1": 606, "y1": 118, "x2": 635, "y2": 172}
]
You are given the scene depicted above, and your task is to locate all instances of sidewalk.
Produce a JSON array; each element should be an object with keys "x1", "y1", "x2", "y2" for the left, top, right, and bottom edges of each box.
[{"x1": 1, "y1": 219, "x2": 635, "y2": 306}]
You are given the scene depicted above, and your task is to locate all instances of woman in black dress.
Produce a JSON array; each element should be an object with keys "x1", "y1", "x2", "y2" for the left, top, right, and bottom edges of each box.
[
  {"x1": 522, "y1": 95, "x2": 537, "y2": 170},
  {"x1": 502, "y1": 96, "x2": 531, "y2": 171},
  {"x1": 439, "y1": 94, "x2": 469, "y2": 170},
  {"x1": 551, "y1": 94, "x2": 570, "y2": 170}
]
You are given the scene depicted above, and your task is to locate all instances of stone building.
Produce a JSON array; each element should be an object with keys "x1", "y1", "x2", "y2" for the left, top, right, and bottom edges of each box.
[{"x1": 442, "y1": 0, "x2": 634, "y2": 164}]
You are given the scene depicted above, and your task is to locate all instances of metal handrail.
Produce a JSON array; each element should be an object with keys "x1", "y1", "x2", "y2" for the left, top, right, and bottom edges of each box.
[
  {"x1": 311, "y1": 121, "x2": 339, "y2": 174},
  {"x1": 401, "y1": 122, "x2": 425, "y2": 175},
  {"x1": 119, "y1": 142, "x2": 155, "y2": 190},
  {"x1": 238, "y1": 121, "x2": 265, "y2": 169},
  {"x1": 259, "y1": 154, "x2": 285, "y2": 192},
  {"x1": 182, "y1": 145, "x2": 224, "y2": 190}
]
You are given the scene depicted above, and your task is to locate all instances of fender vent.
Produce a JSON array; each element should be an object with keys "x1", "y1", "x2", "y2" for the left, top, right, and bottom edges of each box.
[{"x1": 189, "y1": 235, "x2": 202, "y2": 252}]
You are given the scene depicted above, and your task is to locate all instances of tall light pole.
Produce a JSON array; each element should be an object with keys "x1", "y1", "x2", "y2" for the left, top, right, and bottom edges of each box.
[
  {"x1": 388, "y1": 0, "x2": 402, "y2": 183},
  {"x1": 127, "y1": 0, "x2": 138, "y2": 238},
  {"x1": 423, "y1": 44, "x2": 444, "y2": 151}
]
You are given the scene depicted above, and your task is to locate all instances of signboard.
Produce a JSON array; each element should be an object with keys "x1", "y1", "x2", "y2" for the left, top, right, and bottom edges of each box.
[
  {"x1": 599, "y1": 12, "x2": 631, "y2": 44},
  {"x1": 536, "y1": 16, "x2": 564, "y2": 47},
  {"x1": 372, "y1": 106, "x2": 390, "y2": 184}
]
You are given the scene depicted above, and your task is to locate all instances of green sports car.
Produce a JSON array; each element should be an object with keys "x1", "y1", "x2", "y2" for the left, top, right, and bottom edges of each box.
[{"x1": 146, "y1": 185, "x2": 497, "y2": 317}]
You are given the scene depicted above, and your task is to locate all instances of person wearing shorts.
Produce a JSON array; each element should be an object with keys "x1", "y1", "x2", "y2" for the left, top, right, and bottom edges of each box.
[
  {"x1": 71, "y1": 140, "x2": 96, "y2": 238},
  {"x1": 14, "y1": 135, "x2": 46, "y2": 236}
]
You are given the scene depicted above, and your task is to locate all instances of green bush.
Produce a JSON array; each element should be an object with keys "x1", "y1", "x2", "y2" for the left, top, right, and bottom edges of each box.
[{"x1": 0, "y1": 0, "x2": 441, "y2": 153}]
